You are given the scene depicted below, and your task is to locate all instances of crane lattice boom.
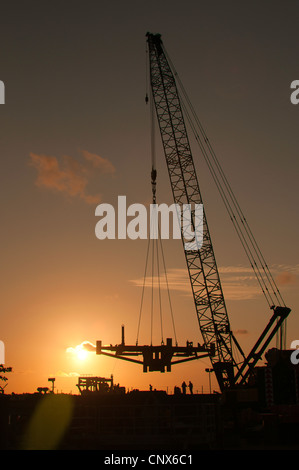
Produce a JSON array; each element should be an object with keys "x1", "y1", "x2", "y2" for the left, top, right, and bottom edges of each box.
[{"x1": 146, "y1": 32, "x2": 235, "y2": 390}]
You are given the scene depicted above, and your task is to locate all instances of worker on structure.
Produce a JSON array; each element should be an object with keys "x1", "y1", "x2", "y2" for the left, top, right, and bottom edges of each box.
[
  {"x1": 188, "y1": 381, "x2": 193, "y2": 394},
  {"x1": 181, "y1": 381, "x2": 187, "y2": 394}
]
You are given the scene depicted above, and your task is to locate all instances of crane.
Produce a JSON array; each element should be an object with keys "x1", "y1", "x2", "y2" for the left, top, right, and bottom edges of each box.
[
  {"x1": 96, "y1": 33, "x2": 291, "y2": 392},
  {"x1": 145, "y1": 32, "x2": 291, "y2": 391}
]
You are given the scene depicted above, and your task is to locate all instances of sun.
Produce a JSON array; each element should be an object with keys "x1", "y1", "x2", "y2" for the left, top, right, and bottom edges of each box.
[
  {"x1": 66, "y1": 341, "x2": 96, "y2": 362},
  {"x1": 77, "y1": 348, "x2": 88, "y2": 361}
]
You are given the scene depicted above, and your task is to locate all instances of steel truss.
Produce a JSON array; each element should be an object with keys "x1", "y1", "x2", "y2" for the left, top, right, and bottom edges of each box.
[
  {"x1": 96, "y1": 326, "x2": 213, "y2": 373},
  {"x1": 146, "y1": 33, "x2": 235, "y2": 390}
]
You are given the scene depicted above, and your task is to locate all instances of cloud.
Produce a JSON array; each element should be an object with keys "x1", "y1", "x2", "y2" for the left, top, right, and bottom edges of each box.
[
  {"x1": 29, "y1": 150, "x2": 115, "y2": 204},
  {"x1": 218, "y1": 266, "x2": 254, "y2": 274},
  {"x1": 81, "y1": 341, "x2": 96, "y2": 352},
  {"x1": 66, "y1": 341, "x2": 96, "y2": 355},
  {"x1": 55, "y1": 370, "x2": 80, "y2": 378},
  {"x1": 130, "y1": 265, "x2": 277, "y2": 301},
  {"x1": 131, "y1": 259, "x2": 299, "y2": 305},
  {"x1": 130, "y1": 268, "x2": 191, "y2": 294},
  {"x1": 81, "y1": 150, "x2": 115, "y2": 174},
  {"x1": 275, "y1": 271, "x2": 297, "y2": 286},
  {"x1": 233, "y1": 329, "x2": 249, "y2": 336}
]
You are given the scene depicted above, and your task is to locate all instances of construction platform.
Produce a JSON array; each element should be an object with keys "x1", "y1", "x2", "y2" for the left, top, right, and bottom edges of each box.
[{"x1": 96, "y1": 326, "x2": 214, "y2": 372}]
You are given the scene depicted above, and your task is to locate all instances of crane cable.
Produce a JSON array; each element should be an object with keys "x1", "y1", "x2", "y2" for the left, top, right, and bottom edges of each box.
[
  {"x1": 180, "y1": 101, "x2": 288, "y2": 346},
  {"x1": 136, "y1": 49, "x2": 178, "y2": 346},
  {"x1": 149, "y1": 84, "x2": 178, "y2": 346},
  {"x1": 163, "y1": 47, "x2": 287, "y2": 349},
  {"x1": 181, "y1": 99, "x2": 274, "y2": 308}
]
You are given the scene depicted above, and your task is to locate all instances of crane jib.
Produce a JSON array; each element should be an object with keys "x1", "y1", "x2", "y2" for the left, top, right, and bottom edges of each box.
[{"x1": 146, "y1": 32, "x2": 235, "y2": 390}]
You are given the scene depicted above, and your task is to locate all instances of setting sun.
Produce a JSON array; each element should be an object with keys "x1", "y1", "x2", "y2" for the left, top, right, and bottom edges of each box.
[
  {"x1": 66, "y1": 341, "x2": 96, "y2": 362},
  {"x1": 77, "y1": 349, "x2": 88, "y2": 361}
]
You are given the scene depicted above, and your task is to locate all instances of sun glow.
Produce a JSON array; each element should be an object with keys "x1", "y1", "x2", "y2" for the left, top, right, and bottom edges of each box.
[
  {"x1": 76, "y1": 348, "x2": 88, "y2": 361},
  {"x1": 66, "y1": 341, "x2": 96, "y2": 362}
]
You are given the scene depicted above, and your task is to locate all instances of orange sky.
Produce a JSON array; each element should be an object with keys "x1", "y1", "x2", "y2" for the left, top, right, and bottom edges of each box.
[{"x1": 0, "y1": 1, "x2": 298, "y2": 395}]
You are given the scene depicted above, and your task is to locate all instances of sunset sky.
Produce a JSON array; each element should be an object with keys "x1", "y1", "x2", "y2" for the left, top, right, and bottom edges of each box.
[{"x1": 1, "y1": 1, "x2": 298, "y2": 395}]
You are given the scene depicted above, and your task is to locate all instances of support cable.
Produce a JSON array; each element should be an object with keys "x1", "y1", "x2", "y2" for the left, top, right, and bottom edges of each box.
[
  {"x1": 156, "y1": 232, "x2": 164, "y2": 344},
  {"x1": 149, "y1": 83, "x2": 178, "y2": 346},
  {"x1": 136, "y1": 234, "x2": 151, "y2": 346},
  {"x1": 181, "y1": 99, "x2": 273, "y2": 308},
  {"x1": 163, "y1": 48, "x2": 285, "y2": 310},
  {"x1": 151, "y1": 222, "x2": 155, "y2": 345},
  {"x1": 137, "y1": 54, "x2": 178, "y2": 346},
  {"x1": 158, "y1": 232, "x2": 178, "y2": 346}
]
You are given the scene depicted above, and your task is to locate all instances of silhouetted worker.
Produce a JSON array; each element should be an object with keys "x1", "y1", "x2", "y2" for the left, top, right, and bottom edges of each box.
[
  {"x1": 181, "y1": 381, "x2": 187, "y2": 394},
  {"x1": 149, "y1": 384, "x2": 153, "y2": 391},
  {"x1": 188, "y1": 381, "x2": 193, "y2": 394}
]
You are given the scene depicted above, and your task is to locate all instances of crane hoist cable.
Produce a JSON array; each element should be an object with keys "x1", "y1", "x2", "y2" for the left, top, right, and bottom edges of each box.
[
  {"x1": 182, "y1": 99, "x2": 274, "y2": 307},
  {"x1": 181, "y1": 103, "x2": 287, "y2": 348},
  {"x1": 163, "y1": 49, "x2": 285, "y2": 308},
  {"x1": 136, "y1": 73, "x2": 178, "y2": 347},
  {"x1": 162, "y1": 48, "x2": 287, "y2": 348},
  {"x1": 149, "y1": 75, "x2": 178, "y2": 346}
]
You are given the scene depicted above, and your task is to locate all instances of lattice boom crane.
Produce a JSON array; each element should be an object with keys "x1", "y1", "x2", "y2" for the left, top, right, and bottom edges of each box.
[{"x1": 146, "y1": 32, "x2": 291, "y2": 391}]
